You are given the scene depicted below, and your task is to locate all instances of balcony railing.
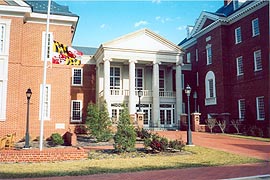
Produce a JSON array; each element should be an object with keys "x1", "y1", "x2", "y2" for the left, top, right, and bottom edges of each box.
[{"x1": 99, "y1": 89, "x2": 176, "y2": 98}]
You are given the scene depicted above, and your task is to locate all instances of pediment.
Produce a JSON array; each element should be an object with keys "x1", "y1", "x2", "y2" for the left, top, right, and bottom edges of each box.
[{"x1": 102, "y1": 28, "x2": 182, "y2": 52}]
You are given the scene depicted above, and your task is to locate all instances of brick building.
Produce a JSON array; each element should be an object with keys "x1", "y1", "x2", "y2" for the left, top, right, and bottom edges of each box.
[
  {"x1": 0, "y1": 0, "x2": 96, "y2": 139},
  {"x1": 179, "y1": 0, "x2": 269, "y2": 135}
]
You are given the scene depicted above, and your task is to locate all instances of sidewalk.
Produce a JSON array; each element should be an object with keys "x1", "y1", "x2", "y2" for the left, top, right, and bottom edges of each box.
[{"x1": 9, "y1": 131, "x2": 270, "y2": 180}]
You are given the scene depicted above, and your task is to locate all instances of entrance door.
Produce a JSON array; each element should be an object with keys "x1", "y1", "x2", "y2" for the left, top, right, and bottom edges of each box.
[
  {"x1": 136, "y1": 104, "x2": 151, "y2": 128},
  {"x1": 160, "y1": 104, "x2": 175, "y2": 128}
]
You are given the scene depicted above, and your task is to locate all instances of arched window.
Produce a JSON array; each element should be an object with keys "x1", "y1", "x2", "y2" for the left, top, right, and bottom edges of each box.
[{"x1": 205, "y1": 71, "x2": 217, "y2": 105}]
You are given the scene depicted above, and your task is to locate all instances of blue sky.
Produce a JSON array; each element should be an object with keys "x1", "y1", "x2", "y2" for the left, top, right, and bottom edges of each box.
[{"x1": 57, "y1": 1, "x2": 223, "y2": 48}]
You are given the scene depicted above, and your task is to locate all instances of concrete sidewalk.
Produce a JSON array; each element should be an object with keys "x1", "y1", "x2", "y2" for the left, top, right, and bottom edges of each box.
[{"x1": 8, "y1": 131, "x2": 270, "y2": 180}]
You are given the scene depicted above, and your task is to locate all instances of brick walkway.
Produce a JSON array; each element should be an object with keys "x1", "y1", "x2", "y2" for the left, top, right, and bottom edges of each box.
[{"x1": 8, "y1": 131, "x2": 270, "y2": 180}]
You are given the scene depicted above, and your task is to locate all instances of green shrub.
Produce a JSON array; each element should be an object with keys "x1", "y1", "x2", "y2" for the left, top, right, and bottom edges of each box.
[
  {"x1": 51, "y1": 133, "x2": 64, "y2": 145},
  {"x1": 86, "y1": 102, "x2": 112, "y2": 142},
  {"x1": 136, "y1": 128, "x2": 151, "y2": 140},
  {"x1": 114, "y1": 105, "x2": 136, "y2": 152},
  {"x1": 169, "y1": 139, "x2": 185, "y2": 151}
]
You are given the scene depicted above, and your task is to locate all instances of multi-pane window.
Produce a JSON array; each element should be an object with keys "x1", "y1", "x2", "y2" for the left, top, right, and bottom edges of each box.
[
  {"x1": 72, "y1": 68, "x2": 83, "y2": 86},
  {"x1": 208, "y1": 79, "x2": 214, "y2": 98},
  {"x1": 110, "y1": 67, "x2": 120, "y2": 89},
  {"x1": 235, "y1": 27, "x2": 242, "y2": 44},
  {"x1": 71, "y1": 100, "x2": 82, "y2": 122},
  {"x1": 254, "y1": 50, "x2": 262, "y2": 71},
  {"x1": 236, "y1": 56, "x2": 243, "y2": 76},
  {"x1": 135, "y1": 68, "x2": 143, "y2": 90},
  {"x1": 252, "y1": 18, "x2": 260, "y2": 37},
  {"x1": 256, "y1": 96, "x2": 265, "y2": 120},
  {"x1": 159, "y1": 70, "x2": 165, "y2": 92},
  {"x1": 238, "y1": 99, "x2": 245, "y2": 120},
  {"x1": 205, "y1": 71, "x2": 216, "y2": 105},
  {"x1": 186, "y1": 52, "x2": 191, "y2": 63},
  {"x1": 39, "y1": 84, "x2": 51, "y2": 120},
  {"x1": 41, "y1": 32, "x2": 53, "y2": 61},
  {"x1": 206, "y1": 44, "x2": 212, "y2": 65},
  {"x1": 0, "y1": 24, "x2": 5, "y2": 54}
]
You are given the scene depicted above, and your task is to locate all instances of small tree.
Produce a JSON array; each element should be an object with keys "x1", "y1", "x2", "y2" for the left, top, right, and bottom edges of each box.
[
  {"x1": 114, "y1": 105, "x2": 136, "y2": 152},
  {"x1": 231, "y1": 119, "x2": 241, "y2": 134},
  {"x1": 205, "y1": 118, "x2": 216, "y2": 133},
  {"x1": 217, "y1": 120, "x2": 226, "y2": 133},
  {"x1": 86, "y1": 102, "x2": 112, "y2": 142}
]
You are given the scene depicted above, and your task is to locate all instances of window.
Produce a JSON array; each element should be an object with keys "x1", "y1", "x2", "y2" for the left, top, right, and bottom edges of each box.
[
  {"x1": 159, "y1": 69, "x2": 165, "y2": 92},
  {"x1": 205, "y1": 71, "x2": 216, "y2": 105},
  {"x1": 41, "y1": 32, "x2": 53, "y2": 61},
  {"x1": 206, "y1": 44, "x2": 212, "y2": 65},
  {"x1": 135, "y1": 68, "x2": 143, "y2": 90},
  {"x1": 235, "y1": 27, "x2": 242, "y2": 44},
  {"x1": 196, "y1": 72, "x2": 199, "y2": 86},
  {"x1": 238, "y1": 99, "x2": 245, "y2": 120},
  {"x1": 254, "y1": 50, "x2": 262, "y2": 71},
  {"x1": 195, "y1": 49, "x2": 198, "y2": 62},
  {"x1": 252, "y1": 18, "x2": 260, "y2": 37},
  {"x1": 39, "y1": 84, "x2": 51, "y2": 120},
  {"x1": 0, "y1": 24, "x2": 6, "y2": 54},
  {"x1": 181, "y1": 74, "x2": 184, "y2": 90},
  {"x1": 110, "y1": 67, "x2": 121, "y2": 89},
  {"x1": 256, "y1": 96, "x2": 265, "y2": 120},
  {"x1": 71, "y1": 100, "x2": 82, "y2": 122},
  {"x1": 186, "y1": 52, "x2": 191, "y2": 63},
  {"x1": 236, "y1": 56, "x2": 243, "y2": 76},
  {"x1": 72, "y1": 68, "x2": 83, "y2": 86}
]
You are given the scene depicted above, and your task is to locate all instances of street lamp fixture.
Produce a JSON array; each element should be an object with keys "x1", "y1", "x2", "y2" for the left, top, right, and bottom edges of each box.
[
  {"x1": 185, "y1": 84, "x2": 193, "y2": 145},
  {"x1": 138, "y1": 90, "x2": 143, "y2": 112},
  {"x1": 193, "y1": 91, "x2": 197, "y2": 112},
  {"x1": 24, "y1": 88, "x2": 32, "y2": 149}
]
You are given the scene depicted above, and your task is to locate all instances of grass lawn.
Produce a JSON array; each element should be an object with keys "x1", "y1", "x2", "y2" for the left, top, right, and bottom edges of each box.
[
  {"x1": 222, "y1": 133, "x2": 270, "y2": 142},
  {"x1": 0, "y1": 146, "x2": 262, "y2": 179}
]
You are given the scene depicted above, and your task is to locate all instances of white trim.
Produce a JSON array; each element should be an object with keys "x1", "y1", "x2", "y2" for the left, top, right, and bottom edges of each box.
[
  {"x1": 236, "y1": 56, "x2": 243, "y2": 76},
  {"x1": 39, "y1": 84, "x2": 51, "y2": 120},
  {"x1": 71, "y1": 100, "x2": 83, "y2": 123},
  {"x1": 135, "y1": 67, "x2": 144, "y2": 90},
  {"x1": 205, "y1": 71, "x2": 216, "y2": 106},
  {"x1": 234, "y1": 27, "x2": 242, "y2": 44},
  {"x1": 252, "y1": 18, "x2": 260, "y2": 37},
  {"x1": 206, "y1": 44, "x2": 212, "y2": 65},
  {"x1": 186, "y1": 52, "x2": 191, "y2": 63},
  {"x1": 110, "y1": 66, "x2": 121, "y2": 90},
  {"x1": 238, "y1": 99, "x2": 245, "y2": 120},
  {"x1": 254, "y1": 49, "x2": 262, "y2": 72},
  {"x1": 72, "y1": 68, "x2": 83, "y2": 86}
]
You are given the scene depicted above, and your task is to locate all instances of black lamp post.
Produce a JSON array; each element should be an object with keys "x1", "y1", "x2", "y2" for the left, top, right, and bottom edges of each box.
[
  {"x1": 24, "y1": 88, "x2": 32, "y2": 149},
  {"x1": 185, "y1": 84, "x2": 193, "y2": 145},
  {"x1": 193, "y1": 91, "x2": 197, "y2": 112},
  {"x1": 138, "y1": 90, "x2": 143, "y2": 112}
]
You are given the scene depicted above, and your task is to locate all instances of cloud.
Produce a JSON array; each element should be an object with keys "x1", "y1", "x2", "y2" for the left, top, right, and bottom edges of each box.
[
  {"x1": 177, "y1": 25, "x2": 186, "y2": 31},
  {"x1": 134, "y1": 20, "x2": 148, "y2": 27},
  {"x1": 152, "y1": 0, "x2": 161, "y2": 4},
  {"x1": 155, "y1": 16, "x2": 172, "y2": 23},
  {"x1": 100, "y1": 24, "x2": 106, "y2": 29}
]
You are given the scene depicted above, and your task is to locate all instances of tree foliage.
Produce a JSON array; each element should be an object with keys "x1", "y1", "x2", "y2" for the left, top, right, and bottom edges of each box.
[
  {"x1": 113, "y1": 105, "x2": 136, "y2": 152},
  {"x1": 86, "y1": 102, "x2": 112, "y2": 142}
]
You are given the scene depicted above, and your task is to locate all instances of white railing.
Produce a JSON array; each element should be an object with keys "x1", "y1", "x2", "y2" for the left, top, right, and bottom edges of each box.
[{"x1": 159, "y1": 91, "x2": 176, "y2": 98}]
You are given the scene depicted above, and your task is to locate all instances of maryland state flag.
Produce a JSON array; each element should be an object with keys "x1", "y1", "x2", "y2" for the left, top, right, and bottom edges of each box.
[{"x1": 52, "y1": 40, "x2": 83, "y2": 65}]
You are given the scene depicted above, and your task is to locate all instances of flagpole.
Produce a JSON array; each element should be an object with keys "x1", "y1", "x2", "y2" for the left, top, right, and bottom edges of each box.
[{"x1": 40, "y1": 0, "x2": 51, "y2": 151}]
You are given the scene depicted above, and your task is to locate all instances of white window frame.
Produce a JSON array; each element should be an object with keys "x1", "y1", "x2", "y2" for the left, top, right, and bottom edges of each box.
[
  {"x1": 72, "y1": 68, "x2": 83, "y2": 86},
  {"x1": 235, "y1": 27, "x2": 242, "y2": 44},
  {"x1": 41, "y1": 32, "x2": 53, "y2": 61},
  {"x1": 254, "y1": 50, "x2": 262, "y2": 71},
  {"x1": 135, "y1": 67, "x2": 144, "y2": 90},
  {"x1": 71, "y1": 100, "x2": 83, "y2": 122},
  {"x1": 206, "y1": 44, "x2": 212, "y2": 65},
  {"x1": 238, "y1": 99, "x2": 245, "y2": 120},
  {"x1": 236, "y1": 56, "x2": 243, "y2": 76},
  {"x1": 110, "y1": 66, "x2": 121, "y2": 89},
  {"x1": 159, "y1": 69, "x2": 165, "y2": 92},
  {"x1": 186, "y1": 52, "x2": 191, "y2": 63},
  {"x1": 205, "y1": 71, "x2": 216, "y2": 105},
  {"x1": 39, "y1": 84, "x2": 51, "y2": 120},
  {"x1": 252, "y1": 18, "x2": 260, "y2": 37},
  {"x1": 256, "y1": 96, "x2": 265, "y2": 120},
  {"x1": 0, "y1": 24, "x2": 6, "y2": 54}
]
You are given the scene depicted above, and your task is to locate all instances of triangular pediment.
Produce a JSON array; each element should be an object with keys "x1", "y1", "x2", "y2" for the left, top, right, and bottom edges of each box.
[
  {"x1": 102, "y1": 28, "x2": 182, "y2": 52},
  {"x1": 190, "y1": 11, "x2": 220, "y2": 37}
]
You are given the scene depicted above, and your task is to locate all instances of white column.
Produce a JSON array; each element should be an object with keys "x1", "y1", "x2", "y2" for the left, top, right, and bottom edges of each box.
[
  {"x1": 129, "y1": 59, "x2": 136, "y2": 115},
  {"x1": 103, "y1": 58, "x2": 111, "y2": 117},
  {"x1": 176, "y1": 55, "x2": 183, "y2": 129},
  {"x1": 152, "y1": 62, "x2": 160, "y2": 127}
]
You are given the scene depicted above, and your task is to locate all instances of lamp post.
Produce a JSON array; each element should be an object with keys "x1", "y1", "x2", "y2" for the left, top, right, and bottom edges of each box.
[
  {"x1": 185, "y1": 84, "x2": 193, "y2": 145},
  {"x1": 193, "y1": 91, "x2": 197, "y2": 112},
  {"x1": 24, "y1": 88, "x2": 32, "y2": 149},
  {"x1": 138, "y1": 90, "x2": 143, "y2": 112}
]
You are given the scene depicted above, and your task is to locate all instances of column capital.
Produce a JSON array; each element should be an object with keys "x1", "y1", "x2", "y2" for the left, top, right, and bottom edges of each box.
[
  {"x1": 176, "y1": 55, "x2": 184, "y2": 66},
  {"x1": 103, "y1": 58, "x2": 112, "y2": 62},
  {"x1": 153, "y1": 60, "x2": 161, "y2": 65},
  {"x1": 129, "y1": 59, "x2": 137, "y2": 63}
]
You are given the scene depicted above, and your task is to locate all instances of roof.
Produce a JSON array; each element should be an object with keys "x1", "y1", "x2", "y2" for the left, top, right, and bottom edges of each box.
[
  {"x1": 214, "y1": 0, "x2": 253, "y2": 17},
  {"x1": 72, "y1": 46, "x2": 98, "y2": 55},
  {"x1": 25, "y1": 0, "x2": 77, "y2": 17}
]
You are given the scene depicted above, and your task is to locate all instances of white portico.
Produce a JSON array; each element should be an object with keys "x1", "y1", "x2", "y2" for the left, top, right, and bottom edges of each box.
[{"x1": 94, "y1": 28, "x2": 184, "y2": 129}]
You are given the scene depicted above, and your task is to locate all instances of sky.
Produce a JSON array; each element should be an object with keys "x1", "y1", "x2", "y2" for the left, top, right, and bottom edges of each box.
[{"x1": 56, "y1": 0, "x2": 224, "y2": 48}]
